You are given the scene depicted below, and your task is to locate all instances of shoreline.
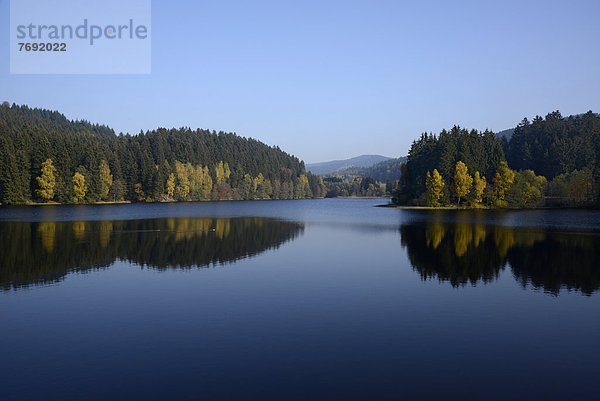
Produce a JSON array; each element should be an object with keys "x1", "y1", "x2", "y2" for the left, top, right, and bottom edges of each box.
[
  {"x1": 377, "y1": 204, "x2": 599, "y2": 211},
  {"x1": 330, "y1": 196, "x2": 390, "y2": 199},
  {"x1": 21, "y1": 200, "x2": 132, "y2": 206},
  {"x1": 376, "y1": 204, "x2": 458, "y2": 209},
  {"x1": 3, "y1": 198, "x2": 330, "y2": 207}
]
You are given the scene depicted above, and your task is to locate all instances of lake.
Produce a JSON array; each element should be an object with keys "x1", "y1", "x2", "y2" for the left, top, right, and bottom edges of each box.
[{"x1": 1, "y1": 199, "x2": 599, "y2": 400}]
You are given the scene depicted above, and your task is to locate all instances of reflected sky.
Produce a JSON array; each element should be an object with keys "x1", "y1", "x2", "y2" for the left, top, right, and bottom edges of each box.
[
  {"x1": 2, "y1": 200, "x2": 599, "y2": 296},
  {"x1": 1, "y1": 199, "x2": 599, "y2": 400}
]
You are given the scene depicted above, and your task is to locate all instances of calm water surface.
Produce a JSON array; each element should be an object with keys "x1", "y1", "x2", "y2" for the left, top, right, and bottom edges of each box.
[{"x1": 1, "y1": 199, "x2": 599, "y2": 400}]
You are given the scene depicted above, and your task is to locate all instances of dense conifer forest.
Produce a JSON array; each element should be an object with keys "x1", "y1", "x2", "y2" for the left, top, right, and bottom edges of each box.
[
  {"x1": 394, "y1": 111, "x2": 600, "y2": 208},
  {"x1": 2, "y1": 103, "x2": 598, "y2": 208},
  {"x1": 0, "y1": 103, "x2": 326, "y2": 204}
]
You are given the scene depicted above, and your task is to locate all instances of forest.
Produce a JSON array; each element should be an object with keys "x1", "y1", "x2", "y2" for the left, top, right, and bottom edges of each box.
[
  {"x1": 320, "y1": 157, "x2": 405, "y2": 198},
  {"x1": 394, "y1": 111, "x2": 600, "y2": 208},
  {"x1": 0, "y1": 103, "x2": 326, "y2": 204},
  {"x1": 2, "y1": 103, "x2": 599, "y2": 208}
]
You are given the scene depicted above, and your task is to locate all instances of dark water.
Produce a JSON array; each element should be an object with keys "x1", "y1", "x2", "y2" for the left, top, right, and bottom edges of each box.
[{"x1": 1, "y1": 199, "x2": 599, "y2": 400}]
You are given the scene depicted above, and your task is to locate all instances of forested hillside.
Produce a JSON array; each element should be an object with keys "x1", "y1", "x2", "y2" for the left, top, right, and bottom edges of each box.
[
  {"x1": 0, "y1": 104, "x2": 326, "y2": 204},
  {"x1": 327, "y1": 157, "x2": 407, "y2": 182},
  {"x1": 396, "y1": 111, "x2": 600, "y2": 208},
  {"x1": 505, "y1": 111, "x2": 600, "y2": 179},
  {"x1": 321, "y1": 157, "x2": 406, "y2": 198},
  {"x1": 306, "y1": 154, "x2": 390, "y2": 175}
]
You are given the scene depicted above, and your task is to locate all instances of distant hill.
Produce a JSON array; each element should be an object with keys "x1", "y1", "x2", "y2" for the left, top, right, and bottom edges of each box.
[
  {"x1": 495, "y1": 128, "x2": 514, "y2": 140},
  {"x1": 328, "y1": 157, "x2": 407, "y2": 182},
  {"x1": 306, "y1": 154, "x2": 391, "y2": 175}
]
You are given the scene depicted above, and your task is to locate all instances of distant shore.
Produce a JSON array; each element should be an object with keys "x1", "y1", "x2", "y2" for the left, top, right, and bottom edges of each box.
[
  {"x1": 333, "y1": 196, "x2": 391, "y2": 199},
  {"x1": 21, "y1": 200, "x2": 132, "y2": 206},
  {"x1": 377, "y1": 204, "x2": 599, "y2": 211},
  {"x1": 376, "y1": 204, "x2": 458, "y2": 210}
]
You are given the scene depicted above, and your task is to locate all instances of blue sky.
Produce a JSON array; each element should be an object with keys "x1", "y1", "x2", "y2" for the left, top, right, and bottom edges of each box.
[{"x1": 1, "y1": 0, "x2": 600, "y2": 163}]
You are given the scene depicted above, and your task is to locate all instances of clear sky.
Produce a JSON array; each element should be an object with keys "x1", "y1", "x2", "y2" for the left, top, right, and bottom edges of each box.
[{"x1": 1, "y1": 0, "x2": 600, "y2": 163}]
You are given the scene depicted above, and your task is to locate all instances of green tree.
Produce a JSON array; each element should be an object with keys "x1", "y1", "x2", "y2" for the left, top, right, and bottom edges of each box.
[
  {"x1": 547, "y1": 168, "x2": 595, "y2": 207},
  {"x1": 134, "y1": 183, "x2": 145, "y2": 201},
  {"x1": 493, "y1": 161, "x2": 515, "y2": 207},
  {"x1": 99, "y1": 160, "x2": 113, "y2": 201},
  {"x1": 188, "y1": 163, "x2": 202, "y2": 200},
  {"x1": 242, "y1": 174, "x2": 253, "y2": 199},
  {"x1": 425, "y1": 169, "x2": 445, "y2": 207},
  {"x1": 201, "y1": 166, "x2": 213, "y2": 199},
  {"x1": 109, "y1": 179, "x2": 126, "y2": 201},
  {"x1": 507, "y1": 170, "x2": 547, "y2": 208},
  {"x1": 36, "y1": 158, "x2": 57, "y2": 201},
  {"x1": 452, "y1": 161, "x2": 473, "y2": 207},
  {"x1": 72, "y1": 172, "x2": 87, "y2": 203}
]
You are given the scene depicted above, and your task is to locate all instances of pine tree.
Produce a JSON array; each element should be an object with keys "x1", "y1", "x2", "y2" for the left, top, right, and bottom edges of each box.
[{"x1": 242, "y1": 174, "x2": 253, "y2": 200}]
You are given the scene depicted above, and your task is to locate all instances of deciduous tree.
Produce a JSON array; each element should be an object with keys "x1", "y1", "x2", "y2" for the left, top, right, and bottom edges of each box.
[
  {"x1": 493, "y1": 161, "x2": 515, "y2": 207},
  {"x1": 166, "y1": 173, "x2": 175, "y2": 198},
  {"x1": 452, "y1": 161, "x2": 472, "y2": 207},
  {"x1": 425, "y1": 169, "x2": 444, "y2": 207},
  {"x1": 73, "y1": 172, "x2": 87, "y2": 203},
  {"x1": 469, "y1": 171, "x2": 486, "y2": 207},
  {"x1": 99, "y1": 160, "x2": 113, "y2": 201},
  {"x1": 36, "y1": 158, "x2": 57, "y2": 201}
]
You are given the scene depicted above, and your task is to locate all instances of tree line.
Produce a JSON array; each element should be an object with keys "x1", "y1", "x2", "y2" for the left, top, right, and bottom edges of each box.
[
  {"x1": 322, "y1": 176, "x2": 389, "y2": 198},
  {"x1": 395, "y1": 111, "x2": 600, "y2": 208},
  {"x1": 320, "y1": 158, "x2": 406, "y2": 198},
  {"x1": 0, "y1": 104, "x2": 326, "y2": 204}
]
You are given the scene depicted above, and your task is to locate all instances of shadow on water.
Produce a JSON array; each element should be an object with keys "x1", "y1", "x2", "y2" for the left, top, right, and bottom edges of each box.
[
  {"x1": 400, "y1": 217, "x2": 600, "y2": 296},
  {"x1": 0, "y1": 217, "x2": 304, "y2": 290}
]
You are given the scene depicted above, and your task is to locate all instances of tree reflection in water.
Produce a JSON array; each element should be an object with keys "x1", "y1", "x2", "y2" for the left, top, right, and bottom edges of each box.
[
  {"x1": 401, "y1": 218, "x2": 600, "y2": 296},
  {"x1": 0, "y1": 217, "x2": 304, "y2": 290}
]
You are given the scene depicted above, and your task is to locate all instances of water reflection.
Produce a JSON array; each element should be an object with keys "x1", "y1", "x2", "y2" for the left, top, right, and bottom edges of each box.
[
  {"x1": 400, "y1": 219, "x2": 600, "y2": 295},
  {"x1": 0, "y1": 217, "x2": 304, "y2": 290}
]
